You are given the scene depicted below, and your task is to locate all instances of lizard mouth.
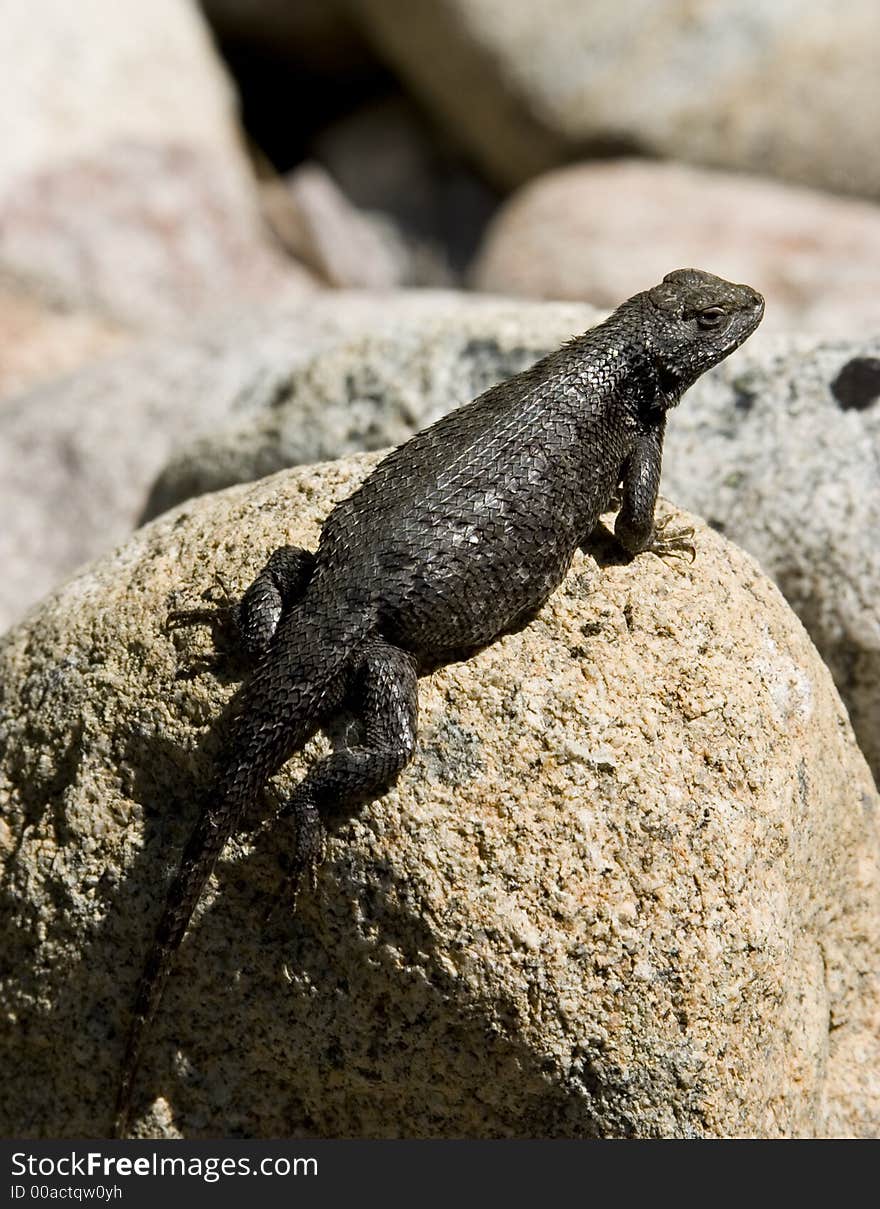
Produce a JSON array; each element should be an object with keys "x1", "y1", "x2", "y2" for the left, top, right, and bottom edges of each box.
[
  {"x1": 736, "y1": 294, "x2": 765, "y2": 341},
  {"x1": 726, "y1": 310, "x2": 764, "y2": 355}
]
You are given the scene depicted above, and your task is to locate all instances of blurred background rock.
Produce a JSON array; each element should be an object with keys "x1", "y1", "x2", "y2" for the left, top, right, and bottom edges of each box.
[{"x1": 3, "y1": 0, "x2": 879, "y2": 362}]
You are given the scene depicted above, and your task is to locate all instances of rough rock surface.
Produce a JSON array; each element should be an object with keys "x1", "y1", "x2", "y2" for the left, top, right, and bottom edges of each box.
[
  {"x1": 0, "y1": 0, "x2": 308, "y2": 328},
  {"x1": 0, "y1": 293, "x2": 598, "y2": 632},
  {"x1": 0, "y1": 456, "x2": 878, "y2": 1139},
  {"x1": 350, "y1": 0, "x2": 880, "y2": 196},
  {"x1": 471, "y1": 160, "x2": 880, "y2": 337},
  {"x1": 662, "y1": 336, "x2": 880, "y2": 783}
]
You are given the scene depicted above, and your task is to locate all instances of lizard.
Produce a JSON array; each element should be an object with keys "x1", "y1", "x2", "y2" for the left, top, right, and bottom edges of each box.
[{"x1": 113, "y1": 268, "x2": 764, "y2": 1136}]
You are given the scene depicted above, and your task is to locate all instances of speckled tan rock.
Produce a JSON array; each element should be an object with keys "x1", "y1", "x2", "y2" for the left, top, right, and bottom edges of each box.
[
  {"x1": 662, "y1": 336, "x2": 880, "y2": 787},
  {"x1": 1, "y1": 455, "x2": 878, "y2": 1138}
]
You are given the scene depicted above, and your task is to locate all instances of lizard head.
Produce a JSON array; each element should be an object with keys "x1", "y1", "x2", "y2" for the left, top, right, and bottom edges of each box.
[{"x1": 645, "y1": 269, "x2": 764, "y2": 402}]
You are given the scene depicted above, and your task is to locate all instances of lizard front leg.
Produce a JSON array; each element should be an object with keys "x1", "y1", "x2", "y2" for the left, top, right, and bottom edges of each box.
[
  {"x1": 266, "y1": 639, "x2": 419, "y2": 909},
  {"x1": 614, "y1": 422, "x2": 694, "y2": 561}
]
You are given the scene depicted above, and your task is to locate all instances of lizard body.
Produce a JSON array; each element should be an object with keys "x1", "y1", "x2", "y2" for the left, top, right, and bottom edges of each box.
[{"x1": 114, "y1": 269, "x2": 763, "y2": 1135}]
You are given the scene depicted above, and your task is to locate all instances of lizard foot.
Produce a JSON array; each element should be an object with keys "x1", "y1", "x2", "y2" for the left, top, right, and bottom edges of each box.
[
  {"x1": 165, "y1": 575, "x2": 242, "y2": 673},
  {"x1": 648, "y1": 514, "x2": 696, "y2": 565},
  {"x1": 261, "y1": 789, "x2": 328, "y2": 921},
  {"x1": 165, "y1": 573, "x2": 237, "y2": 634}
]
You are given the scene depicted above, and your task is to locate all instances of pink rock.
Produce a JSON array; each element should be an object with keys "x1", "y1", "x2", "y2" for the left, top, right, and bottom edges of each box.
[
  {"x1": 472, "y1": 160, "x2": 880, "y2": 335},
  {"x1": 0, "y1": 281, "x2": 127, "y2": 400},
  {"x1": 0, "y1": 0, "x2": 315, "y2": 333}
]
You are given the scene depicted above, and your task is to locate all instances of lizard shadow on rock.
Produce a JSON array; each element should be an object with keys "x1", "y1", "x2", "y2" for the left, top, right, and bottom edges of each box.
[
  {"x1": 15, "y1": 640, "x2": 249, "y2": 1138},
  {"x1": 16, "y1": 723, "x2": 218, "y2": 1137},
  {"x1": 581, "y1": 520, "x2": 638, "y2": 569},
  {"x1": 109, "y1": 830, "x2": 625, "y2": 1139},
  {"x1": 0, "y1": 699, "x2": 217, "y2": 1135},
  {"x1": 24, "y1": 651, "x2": 418, "y2": 1136}
]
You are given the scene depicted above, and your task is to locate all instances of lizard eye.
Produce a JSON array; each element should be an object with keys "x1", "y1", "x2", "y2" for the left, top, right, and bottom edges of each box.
[{"x1": 696, "y1": 306, "x2": 727, "y2": 329}]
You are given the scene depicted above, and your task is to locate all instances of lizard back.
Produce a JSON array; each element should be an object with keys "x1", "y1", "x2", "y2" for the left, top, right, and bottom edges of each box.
[{"x1": 313, "y1": 317, "x2": 644, "y2": 658}]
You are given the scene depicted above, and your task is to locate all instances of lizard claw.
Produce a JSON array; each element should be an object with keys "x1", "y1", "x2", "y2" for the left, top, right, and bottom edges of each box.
[
  {"x1": 262, "y1": 853, "x2": 323, "y2": 924},
  {"x1": 286, "y1": 821, "x2": 327, "y2": 909},
  {"x1": 165, "y1": 606, "x2": 227, "y2": 635},
  {"x1": 165, "y1": 577, "x2": 243, "y2": 677},
  {"x1": 166, "y1": 573, "x2": 237, "y2": 632},
  {"x1": 648, "y1": 515, "x2": 696, "y2": 565}
]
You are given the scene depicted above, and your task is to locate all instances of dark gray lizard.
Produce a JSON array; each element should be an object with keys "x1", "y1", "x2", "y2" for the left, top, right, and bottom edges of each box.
[{"x1": 114, "y1": 268, "x2": 763, "y2": 1136}]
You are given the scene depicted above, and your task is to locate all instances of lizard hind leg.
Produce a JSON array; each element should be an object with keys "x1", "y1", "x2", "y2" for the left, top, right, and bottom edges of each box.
[
  {"x1": 266, "y1": 639, "x2": 419, "y2": 912},
  {"x1": 166, "y1": 545, "x2": 317, "y2": 665},
  {"x1": 236, "y1": 545, "x2": 317, "y2": 660}
]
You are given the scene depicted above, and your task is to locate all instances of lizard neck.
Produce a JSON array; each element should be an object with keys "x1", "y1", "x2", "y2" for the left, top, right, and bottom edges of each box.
[{"x1": 587, "y1": 296, "x2": 670, "y2": 423}]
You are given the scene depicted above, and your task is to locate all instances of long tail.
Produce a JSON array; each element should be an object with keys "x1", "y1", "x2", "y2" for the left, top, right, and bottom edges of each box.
[
  {"x1": 113, "y1": 795, "x2": 243, "y2": 1137},
  {"x1": 113, "y1": 617, "x2": 353, "y2": 1137}
]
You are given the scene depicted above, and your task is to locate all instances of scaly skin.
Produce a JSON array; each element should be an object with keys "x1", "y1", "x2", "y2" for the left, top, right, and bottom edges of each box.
[{"x1": 114, "y1": 269, "x2": 764, "y2": 1135}]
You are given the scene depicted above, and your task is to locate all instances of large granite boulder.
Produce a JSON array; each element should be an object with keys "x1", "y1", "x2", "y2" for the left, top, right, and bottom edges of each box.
[
  {"x1": 1, "y1": 456, "x2": 878, "y2": 1138},
  {"x1": 349, "y1": 0, "x2": 880, "y2": 197}
]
